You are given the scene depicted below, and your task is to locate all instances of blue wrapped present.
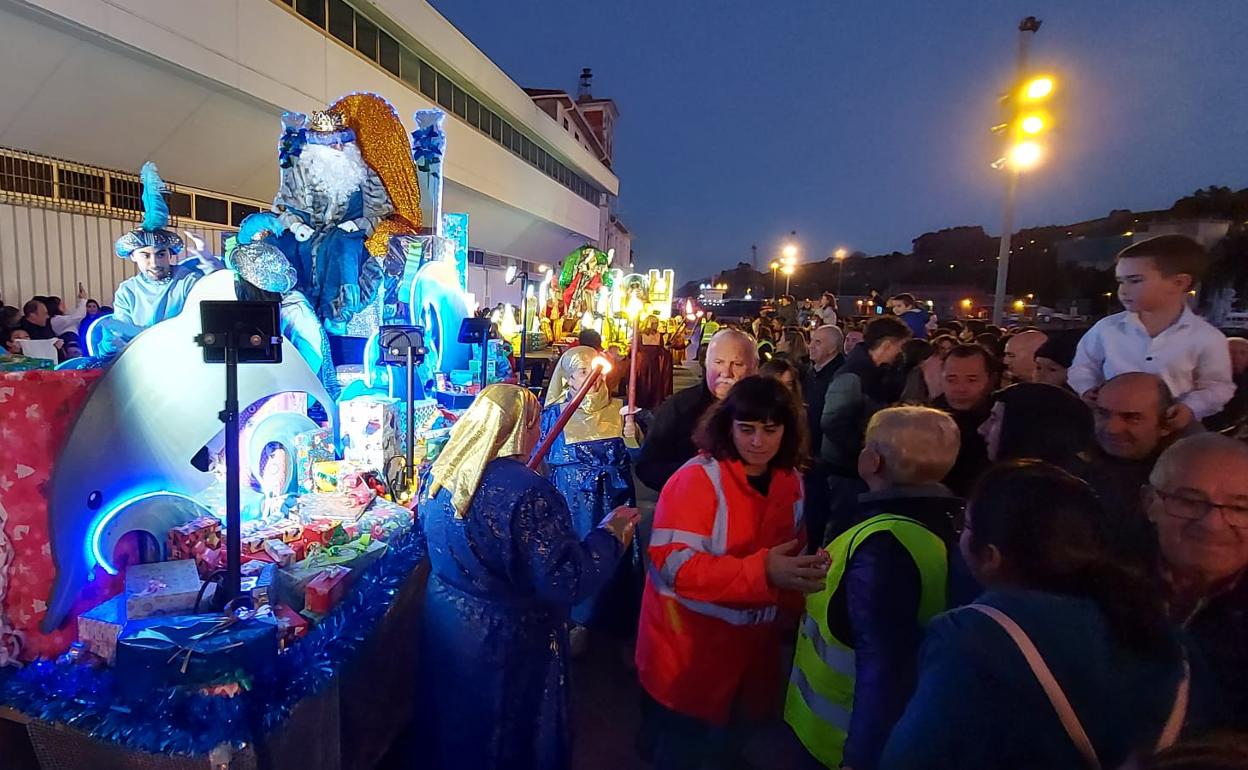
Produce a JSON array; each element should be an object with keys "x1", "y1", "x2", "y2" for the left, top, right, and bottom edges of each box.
[{"x1": 114, "y1": 612, "x2": 278, "y2": 698}]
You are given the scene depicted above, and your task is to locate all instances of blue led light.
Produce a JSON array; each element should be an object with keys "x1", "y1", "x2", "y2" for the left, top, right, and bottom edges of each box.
[
  {"x1": 87, "y1": 490, "x2": 210, "y2": 576},
  {"x1": 83, "y1": 313, "x2": 110, "y2": 357}
]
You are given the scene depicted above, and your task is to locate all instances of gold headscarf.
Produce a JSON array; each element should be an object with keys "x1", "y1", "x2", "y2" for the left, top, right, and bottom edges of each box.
[
  {"x1": 544, "y1": 346, "x2": 623, "y2": 445},
  {"x1": 429, "y1": 384, "x2": 541, "y2": 518}
]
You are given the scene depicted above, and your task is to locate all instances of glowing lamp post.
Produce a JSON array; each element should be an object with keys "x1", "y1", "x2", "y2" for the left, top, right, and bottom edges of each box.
[{"x1": 623, "y1": 294, "x2": 645, "y2": 442}]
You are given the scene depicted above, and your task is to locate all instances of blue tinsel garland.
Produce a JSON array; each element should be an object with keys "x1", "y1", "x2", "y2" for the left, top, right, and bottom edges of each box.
[{"x1": 0, "y1": 527, "x2": 426, "y2": 757}]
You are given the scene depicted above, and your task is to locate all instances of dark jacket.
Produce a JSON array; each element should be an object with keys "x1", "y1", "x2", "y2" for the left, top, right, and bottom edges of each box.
[
  {"x1": 882, "y1": 590, "x2": 1188, "y2": 770},
  {"x1": 1081, "y1": 448, "x2": 1164, "y2": 577},
  {"x1": 18, "y1": 317, "x2": 55, "y2": 341},
  {"x1": 820, "y1": 346, "x2": 890, "y2": 474},
  {"x1": 932, "y1": 395, "x2": 992, "y2": 497},
  {"x1": 1184, "y1": 571, "x2": 1248, "y2": 727},
  {"x1": 804, "y1": 353, "x2": 844, "y2": 447},
  {"x1": 899, "y1": 308, "x2": 929, "y2": 339},
  {"x1": 636, "y1": 382, "x2": 715, "y2": 491},
  {"x1": 827, "y1": 485, "x2": 977, "y2": 770}
]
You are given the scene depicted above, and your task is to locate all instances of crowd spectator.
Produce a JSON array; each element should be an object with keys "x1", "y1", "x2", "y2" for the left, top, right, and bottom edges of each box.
[
  {"x1": 637, "y1": 328, "x2": 757, "y2": 491},
  {"x1": 1205, "y1": 336, "x2": 1248, "y2": 433},
  {"x1": 787, "y1": 406, "x2": 976, "y2": 770},
  {"x1": 883, "y1": 461, "x2": 1189, "y2": 769},
  {"x1": 18, "y1": 298, "x2": 56, "y2": 341},
  {"x1": 803, "y1": 325, "x2": 846, "y2": 548},
  {"x1": 1, "y1": 326, "x2": 30, "y2": 355},
  {"x1": 776, "y1": 326, "x2": 810, "y2": 368},
  {"x1": 777, "y1": 294, "x2": 799, "y2": 326},
  {"x1": 929, "y1": 333, "x2": 957, "y2": 358},
  {"x1": 1002, "y1": 328, "x2": 1047, "y2": 384},
  {"x1": 1083, "y1": 373, "x2": 1182, "y2": 534},
  {"x1": 1, "y1": 305, "x2": 19, "y2": 330},
  {"x1": 637, "y1": 375, "x2": 825, "y2": 768},
  {"x1": 761, "y1": 356, "x2": 803, "y2": 401},
  {"x1": 818, "y1": 292, "x2": 839, "y2": 327},
  {"x1": 578, "y1": 328, "x2": 603, "y2": 350},
  {"x1": 820, "y1": 315, "x2": 911, "y2": 538},
  {"x1": 979, "y1": 382, "x2": 1094, "y2": 474},
  {"x1": 895, "y1": 338, "x2": 934, "y2": 404},
  {"x1": 1032, "y1": 330, "x2": 1080, "y2": 389},
  {"x1": 932, "y1": 344, "x2": 998, "y2": 496},
  {"x1": 844, "y1": 326, "x2": 864, "y2": 353},
  {"x1": 975, "y1": 331, "x2": 1004, "y2": 359},
  {"x1": 1069, "y1": 234, "x2": 1234, "y2": 427},
  {"x1": 1147, "y1": 433, "x2": 1248, "y2": 727},
  {"x1": 47, "y1": 284, "x2": 89, "y2": 336},
  {"x1": 888, "y1": 293, "x2": 929, "y2": 339}
]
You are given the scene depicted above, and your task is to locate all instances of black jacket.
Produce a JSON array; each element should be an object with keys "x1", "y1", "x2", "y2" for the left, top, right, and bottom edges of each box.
[
  {"x1": 827, "y1": 485, "x2": 978, "y2": 770},
  {"x1": 932, "y1": 395, "x2": 992, "y2": 497},
  {"x1": 804, "y1": 353, "x2": 844, "y2": 450},
  {"x1": 636, "y1": 382, "x2": 715, "y2": 491},
  {"x1": 820, "y1": 346, "x2": 891, "y2": 474},
  {"x1": 18, "y1": 318, "x2": 55, "y2": 341},
  {"x1": 1186, "y1": 572, "x2": 1248, "y2": 727}
]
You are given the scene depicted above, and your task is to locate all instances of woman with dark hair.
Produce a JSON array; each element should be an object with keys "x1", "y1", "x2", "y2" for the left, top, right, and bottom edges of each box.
[
  {"x1": 636, "y1": 375, "x2": 828, "y2": 768},
  {"x1": 978, "y1": 382, "x2": 1094, "y2": 473},
  {"x1": 761, "y1": 355, "x2": 803, "y2": 401},
  {"x1": 634, "y1": 314, "x2": 674, "y2": 408},
  {"x1": 882, "y1": 461, "x2": 1190, "y2": 770}
]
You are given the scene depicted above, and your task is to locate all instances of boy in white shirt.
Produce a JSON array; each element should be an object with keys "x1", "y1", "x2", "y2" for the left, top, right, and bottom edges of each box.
[{"x1": 1068, "y1": 234, "x2": 1233, "y2": 428}]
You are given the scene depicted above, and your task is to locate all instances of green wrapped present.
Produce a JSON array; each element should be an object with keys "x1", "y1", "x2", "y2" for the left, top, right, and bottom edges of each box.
[{"x1": 276, "y1": 538, "x2": 387, "y2": 611}]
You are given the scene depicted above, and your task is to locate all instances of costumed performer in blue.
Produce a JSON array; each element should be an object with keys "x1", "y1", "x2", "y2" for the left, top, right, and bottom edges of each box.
[
  {"x1": 102, "y1": 162, "x2": 204, "y2": 354},
  {"x1": 540, "y1": 345, "x2": 639, "y2": 648},
  {"x1": 229, "y1": 212, "x2": 340, "y2": 399},
  {"x1": 417, "y1": 383, "x2": 638, "y2": 770}
]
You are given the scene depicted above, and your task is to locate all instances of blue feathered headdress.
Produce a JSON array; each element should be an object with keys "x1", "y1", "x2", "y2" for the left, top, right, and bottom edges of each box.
[{"x1": 114, "y1": 162, "x2": 184, "y2": 258}]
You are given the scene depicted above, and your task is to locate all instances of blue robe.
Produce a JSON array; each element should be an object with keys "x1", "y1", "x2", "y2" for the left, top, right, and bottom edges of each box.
[
  {"x1": 417, "y1": 457, "x2": 623, "y2": 770},
  {"x1": 101, "y1": 265, "x2": 202, "y2": 355},
  {"x1": 539, "y1": 400, "x2": 636, "y2": 627}
]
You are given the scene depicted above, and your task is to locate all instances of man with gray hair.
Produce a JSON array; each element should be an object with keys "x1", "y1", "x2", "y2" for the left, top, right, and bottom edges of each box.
[
  {"x1": 1146, "y1": 433, "x2": 1248, "y2": 725},
  {"x1": 636, "y1": 328, "x2": 758, "y2": 491},
  {"x1": 803, "y1": 324, "x2": 846, "y2": 547},
  {"x1": 787, "y1": 406, "x2": 976, "y2": 769}
]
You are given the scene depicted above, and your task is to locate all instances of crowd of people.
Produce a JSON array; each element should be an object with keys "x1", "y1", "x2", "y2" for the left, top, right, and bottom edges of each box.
[
  {"x1": 414, "y1": 232, "x2": 1247, "y2": 770},
  {"x1": 0, "y1": 285, "x2": 107, "y2": 363}
]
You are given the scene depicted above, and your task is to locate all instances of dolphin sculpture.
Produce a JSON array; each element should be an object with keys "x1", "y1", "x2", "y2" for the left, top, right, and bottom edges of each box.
[{"x1": 42, "y1": 270, "x2": 336, "y2": 631}]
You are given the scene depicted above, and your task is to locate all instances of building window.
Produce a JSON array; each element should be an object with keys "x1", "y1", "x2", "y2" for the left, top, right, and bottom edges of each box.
[
  {"x1": 419, "y1": 60, "x2": 437, "y2": 99},
  {"x1": 327, "y1": 0, "x2": 353, "y2": 45},
  {"x1": 58, "y1": 169, "x2": 105, "y2": 205},
  {"x1": 436, "y1": 73, "x2": 452, "y2": 110},
  {"x1": 0, "y1": 156, "x2": 53, "y2": 197},
  {"x1": 109, "y1": 176, "x2": 142, "y2": 211},
  {"x1": 194, "y1": 195, "x2": 229, "y2": 225},
  {"x1": 354, "y1": 14, "x2": 378, "y2": 61},
  {"x1": 509, "y1": 124, "x2": 522, "y2": 154},
  {"x1": 168, "y1": 191, "x2": 192, "y2": 218},
  {"x1": 400, "y1": 49, "x2": 420, "y2": 89},
  {"x1": 378, "y1": 32, "x2": 400, "y2": 76},
  {"x1": 451, "y1": 85, "x2": 467, "y2": 118},
  {"x1": 562, "y1": 118, "x2": 569, "y2": 129},
  {"x1": 230, "y1": 202, "x2": 261, "y2": 226},
  {"x1": 489, "y1": 112, "x2": 503, "y2": 141},
  {"x1": 466, "y1": 95, "x2": 480, "y2": 128},
  {"x1": 295, "y1": 0, "x2": 325, "y2": 28}
]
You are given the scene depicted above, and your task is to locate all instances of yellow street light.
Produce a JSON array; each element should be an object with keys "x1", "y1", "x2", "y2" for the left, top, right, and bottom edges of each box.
[
  {"x1": 782, "y1": 244, "x2": 798, "y2": 260},
  {"x1": 769, "y1": 260, "x2": 780, "y2": 271},
  {"x1": 1009, "y1": 141, "x2": 1043, "y2": 170},
  {"x1": 961, "y1": 298, "x2": 973, "y2": 309},
  {"x1": 1013, "y1": 299, "x2": 1026, "y2": 311},
  {"x1": 1021, "y1": 76, "x2": 1054, "y2": 100},
  {"x1": 834, "y1": 247, "x2": 848, "y2": 261},
  {"x1": 1020, "y1": 114, "x2": 1045, "y2": 134},
  {"x1": 781, "y1": 265, "x2": 794, "y2": 276}
]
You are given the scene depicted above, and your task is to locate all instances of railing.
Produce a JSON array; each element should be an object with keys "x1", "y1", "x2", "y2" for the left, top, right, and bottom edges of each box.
[{"x1": 0, "y1": 146, "x2": 268, "y2": 229}]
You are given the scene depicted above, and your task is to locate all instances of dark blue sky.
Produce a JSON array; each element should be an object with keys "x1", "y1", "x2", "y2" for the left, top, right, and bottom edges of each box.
[{"x1": 432, "y1": 1, "x2": 1248, "y2": 279}]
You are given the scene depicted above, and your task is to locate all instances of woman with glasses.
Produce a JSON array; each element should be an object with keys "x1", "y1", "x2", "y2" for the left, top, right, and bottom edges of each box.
[
  {"x1": 883, "y1": 461, "x2": 1190, "y2": 770},
  {"x1": 1147, "y1": 433, "x2": 1248, "y2": 728}
]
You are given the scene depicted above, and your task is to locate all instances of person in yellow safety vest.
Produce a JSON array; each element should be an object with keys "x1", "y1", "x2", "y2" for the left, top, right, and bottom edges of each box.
[{"x1": 786, "y1": 406, "x2": 981, "y2": 769}]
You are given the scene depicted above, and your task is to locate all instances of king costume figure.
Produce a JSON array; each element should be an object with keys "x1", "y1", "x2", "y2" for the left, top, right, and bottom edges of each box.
[
  {"x1": 106, "y1": 163, "x2": 204, "y2": 352},
  {"x1": 272, "y1": 94, "x2": 423, "y2": 335}
]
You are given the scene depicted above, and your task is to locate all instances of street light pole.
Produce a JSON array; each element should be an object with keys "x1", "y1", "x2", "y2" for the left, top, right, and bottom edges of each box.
[{"x1": 992, "y1": 16, "x2": 1042, "y2": 326}]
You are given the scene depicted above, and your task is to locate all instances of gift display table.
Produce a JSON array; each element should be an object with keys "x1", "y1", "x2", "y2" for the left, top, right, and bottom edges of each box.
[{"x1": 0, "y1": 561, "x2": 427, "y2": 770}]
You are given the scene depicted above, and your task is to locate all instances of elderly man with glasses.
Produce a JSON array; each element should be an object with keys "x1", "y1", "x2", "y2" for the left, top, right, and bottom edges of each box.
[{"x1": 1147, "y1": 432, "x2": 1248, "y2": 726}]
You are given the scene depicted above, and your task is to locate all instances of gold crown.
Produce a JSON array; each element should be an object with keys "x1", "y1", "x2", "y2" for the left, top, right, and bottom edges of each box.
[{"x1": 309, "y1": 110, "x2": 347, "y2": 133}]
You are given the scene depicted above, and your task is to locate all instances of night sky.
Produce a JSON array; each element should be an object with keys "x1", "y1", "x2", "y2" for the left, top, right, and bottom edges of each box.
[{"x1": 431, "y1": 1, "x2": 1248, "y2": 279}]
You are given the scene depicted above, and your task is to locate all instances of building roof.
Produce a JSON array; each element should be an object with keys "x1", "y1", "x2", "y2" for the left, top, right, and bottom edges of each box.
[{"x1": 524, "y1": 88, "x2": 609, "y2": 166}]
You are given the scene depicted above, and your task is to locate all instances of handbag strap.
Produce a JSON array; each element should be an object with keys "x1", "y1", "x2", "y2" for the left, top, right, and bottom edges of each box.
[
  {"x1": 968, "y1": 603, "x2": 1102, "y2": 770},
  {"x1": 1156, "y1": 657, "x2": 1190, "y2": 751}
]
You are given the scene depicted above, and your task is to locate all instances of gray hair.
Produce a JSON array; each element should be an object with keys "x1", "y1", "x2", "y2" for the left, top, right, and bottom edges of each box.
[
  {"x1": 1150, "y1": 432, "x2": 1248, "y2": 489},
  {"x1": 706, "y1": 328, "x2": 760, "y2": 367},
  {"x1": 812, "y1": 324, "x2": 844, "y2": 354},
  {"x1": 865, "y1": 406, "x2": 961, "y2": 486}
]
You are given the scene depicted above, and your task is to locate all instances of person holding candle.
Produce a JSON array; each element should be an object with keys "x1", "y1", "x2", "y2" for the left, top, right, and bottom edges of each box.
[
  {"x1": 417, "y1": 383, "x2": 638, "y2": 770},
  {"x1": 540, "y1": 346, "x2": 639, "y2": 650}
]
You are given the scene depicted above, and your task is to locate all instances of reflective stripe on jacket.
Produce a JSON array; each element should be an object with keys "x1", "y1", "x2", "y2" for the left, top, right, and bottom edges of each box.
[
  {"x1": 637, "y1": 454, "x2": 804, "y2": 725},
  {"x1": 785, "y1": 514, "x2": 948, "y2": 768}
]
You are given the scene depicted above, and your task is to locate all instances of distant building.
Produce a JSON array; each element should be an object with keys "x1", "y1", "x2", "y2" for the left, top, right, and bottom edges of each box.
[{"x1": 1135, "y1": 218, "x2": 1232, "y2": 250}]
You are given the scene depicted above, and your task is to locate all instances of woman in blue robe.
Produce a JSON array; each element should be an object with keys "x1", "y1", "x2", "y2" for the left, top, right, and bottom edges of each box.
[
  {"x1": 417, "y1": 384, "x2": 637, "y2": 770},
  {"x1": 539, "y1": 346, "x2": 638, "y2": 637}
]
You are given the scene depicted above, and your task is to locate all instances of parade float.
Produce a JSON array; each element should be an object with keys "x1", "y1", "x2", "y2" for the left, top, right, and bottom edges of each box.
[{"x1": 0, "y1": 93, "x2": 499, "y2": 770}]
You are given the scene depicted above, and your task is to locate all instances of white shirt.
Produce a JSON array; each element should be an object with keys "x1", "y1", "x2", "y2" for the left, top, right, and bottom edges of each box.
[
  {"x1": 1068, "y1": 306, "x2": 1235, "y2": 419},
  {"x1": 50, "y1": 298, "x2": 88, "y2": 336}
]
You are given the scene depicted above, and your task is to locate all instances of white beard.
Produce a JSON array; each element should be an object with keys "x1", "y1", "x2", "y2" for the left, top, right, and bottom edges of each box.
[{"x1": 300, "y1": 142, "x2": 368, "y2": 211}]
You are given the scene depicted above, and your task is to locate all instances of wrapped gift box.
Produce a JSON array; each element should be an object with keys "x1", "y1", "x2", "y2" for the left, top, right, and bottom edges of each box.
[
  {"x1": 277, "y1": 539, "x2": 386, "y2": 611},
  {"x1": 77, "y1": 594, "x2": 127, "y2": 664},
  {"x1": 262, "y1": 539, "x2": 296, "y2": 568},
  {"x1": 0, "y1": 369, "x2": 115, "y2": 661},
  {"x1": 357, "y1": 497, "x2": 415, "y2": 541},
  {"x1": 305, "y1": 565, "x2": 352, "y2": 615},
  {"x1": 0, "y1": 355, "x2": 55, "y2": 373},
  {"x1": 339, "y1": 396, "x2": 400, "y2": 474},
  {"x1": 296, "y1": 490, "x2": 372, "y2": 522},
  {"x1": 293, "y1": 427, "x2": 334, "y2": 495},
  {"x1": 168, "y1": 515, "x2": 223, "y2": 561},
  {"x1": 114, "y1": 613, "x2": 278, "y2": 699},
  {"x1": 125, "y1": 560, "x2": 204, "y2": 619},
  {"x1": 240, "y1": 563, "x2": 278, "y2": 608}
]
